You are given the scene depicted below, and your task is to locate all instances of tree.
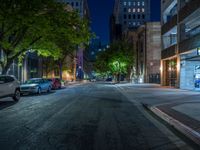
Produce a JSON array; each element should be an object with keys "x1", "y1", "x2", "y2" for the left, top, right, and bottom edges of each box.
[
  {"x1": 0, "y1": 0, "x2": 91, "y2": 75},
  {"x1": 95, "y1": 40, "x2": 135, "y2": 82}
]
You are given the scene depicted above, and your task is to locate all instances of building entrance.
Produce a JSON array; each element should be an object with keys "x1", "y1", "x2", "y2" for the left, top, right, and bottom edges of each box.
[{"x1": 165, "y1": 58, "x2": 177, "y2": 87}]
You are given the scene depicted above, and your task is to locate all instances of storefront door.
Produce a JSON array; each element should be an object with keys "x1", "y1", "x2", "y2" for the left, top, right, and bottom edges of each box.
[{"x1": 166, "y1": 58, "x2": 177, "y2": 87}]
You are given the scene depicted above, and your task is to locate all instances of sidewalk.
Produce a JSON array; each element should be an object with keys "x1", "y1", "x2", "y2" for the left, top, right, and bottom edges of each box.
[
  {"x1": 145, "y1": 101, "x2": 200, "y2": 146},
  {"x1": 116, "y1": 83, "x2": 200, "y2": 146},
  {"x1": 64, "y1": 80, "x2": 89, "y2": 87}
]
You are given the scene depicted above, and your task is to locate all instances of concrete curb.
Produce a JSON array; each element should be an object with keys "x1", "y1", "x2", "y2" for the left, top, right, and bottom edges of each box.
[{"x1": 142, "y1": 103, "x2": 200, "y2": 146}]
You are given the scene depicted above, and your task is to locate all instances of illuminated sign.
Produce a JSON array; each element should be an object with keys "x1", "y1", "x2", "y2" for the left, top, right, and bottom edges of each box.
[{"x1": 195, "y1": 65, "x2": 200, "y2": 74}]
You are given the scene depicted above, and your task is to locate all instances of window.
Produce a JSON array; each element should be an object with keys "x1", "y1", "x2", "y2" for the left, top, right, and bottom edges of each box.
[
  {"x1": 124, "y1": 14, "x2": 127, "y2": 19},
  {"x1": 133, "y1": 8, "x2": 136, "y2": 12},
  {"x1": 124, "y1": 21, "x2": 127, "y2": 25},
  {"x1": 0, "y1": 76, "x2": 6, "y2": 84},
  {"x1": 133, "y1": 14, "x2": 136, "y2": 19},
  {"x1": 142, "y1": 2, "x2": 145, "y2": 6},
  {"x1": 128, "y1": 2, "x2": 131, "y2": 6},
  {"x1": 6, "y1": 76, "x2": 14, "y2": 83},
  {"x1": 128, "y1": 8, "x2": 131, "y2": 13},
  {"x1": 137, "y1": 8, "x2": 140, "y2": 13},
  {"x1": 76, "y1": 2, "x2": 79, "y2": 6},
  {"x1": 71, "y1": 2, "x2": 74, "y2": 7},
  {"x1": 142, "y1": 8, "x2": 145, "y2": 12},
  {"x1": 133, "y1": 2, "x2": 136, "y2": 6},
  {"x1": 142, "y1": 14, "x2": 145, "y2": 19},
  {"x1": 128, "y1": 14, "x2": 131, "y2": 19},
  {"x1": 124, "y1": 8, "x2": 127, "y2": 12},
  {"x1": 138, "y1": 2, "x2": 140, "y2": 6},
  {"x1": 138, "y1": 14, "x2": 140, "y2": 19},
  {"x1": 124, "y1": 2, "x2": 127, "y2": 6}
]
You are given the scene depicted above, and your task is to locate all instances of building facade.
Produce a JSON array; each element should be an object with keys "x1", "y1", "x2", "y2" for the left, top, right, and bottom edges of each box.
[
  {"x1": 126, "y1": 22, "x2": 161, "y2": 83},
  {"x1": 0, "y1": 52, "x2": 43, "y2": 82},
  {"x1": 161, "y1": 0, "x2": 200, "y2": 90},
  {"x1": 111, "y1": 0, "x2": 151, "y2": 39}
]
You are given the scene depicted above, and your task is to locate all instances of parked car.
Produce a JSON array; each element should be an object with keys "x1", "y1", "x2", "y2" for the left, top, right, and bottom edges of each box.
[
  {"x1": 106, "y1": 77, "x2": 112, "y2": 82},
  {"x1": 20, "y1": 78, "x2": 52, "y2": 95},
  {"x1": 0, "y1": 75, "x2": 20, "y2": 101},
  {"x1": 47, "y1": 78, "x2": 61, "y2": 89}
]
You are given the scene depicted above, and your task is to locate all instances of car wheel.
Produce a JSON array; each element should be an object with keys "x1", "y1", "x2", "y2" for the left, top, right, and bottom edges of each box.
[
  {"x1": 13, "y1": 89, "x2": 20, "y2": 101},
  {"x1": 37, "y1": 87, "x2": 41, "y2": 95},
  {"x1": 47, "y1": 86, "x2": 51, "y2": 93}
]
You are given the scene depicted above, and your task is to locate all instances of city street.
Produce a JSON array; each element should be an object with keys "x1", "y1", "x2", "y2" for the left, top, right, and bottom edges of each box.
[{"x1": 0, "y1": 83, "x2": 194, "y2": 150}]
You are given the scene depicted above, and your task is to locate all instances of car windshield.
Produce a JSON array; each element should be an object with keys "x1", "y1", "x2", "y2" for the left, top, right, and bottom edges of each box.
[{"x1": 25, "y1": 79, "x2": 41, "y2": 84}]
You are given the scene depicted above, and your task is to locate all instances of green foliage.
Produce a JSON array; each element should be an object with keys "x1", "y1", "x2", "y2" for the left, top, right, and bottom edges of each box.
[
  {"x1": 0, "y1": 0, "x2": 92, "y2": 74},
  {"x1": 95, "y1": 40, "x2": 135, "y2": 76}
]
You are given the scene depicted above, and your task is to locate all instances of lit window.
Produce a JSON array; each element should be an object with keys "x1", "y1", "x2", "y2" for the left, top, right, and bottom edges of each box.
[
  {"x1": 133, "y1": 2, "x2": 136, "y2": 6},
  {"x1": 128, "y1": 2, "x2": 131, "y2": 6},
  {"x1": 138, "y1": 2, "x2": 140, "y2": 6},
  {"x1": 124, "y1": 2, "x2": 127, "y2": 6},
  {"x1": 142, "y1": 8, "x2": 145, "y2": 12},
  {"x1": 128, "y1": 8, "x2": 131, "y2": 13},
  {"x1": 133, "y1": 22, "x2": 136, "y2": 26},
  {"x1": 133, "y1": 8, "x2": 136, "y2": 12},
  {"x1": 137, "y1": 8, "x2": 140, "y2": 12},
  {"x1": 142, "y1": 2, "x2": 145, "y2": 6}
]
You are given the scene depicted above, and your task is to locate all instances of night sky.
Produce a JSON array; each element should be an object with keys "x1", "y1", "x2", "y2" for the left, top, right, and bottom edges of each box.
[{"x1": 88, "y1": 0, "x2": 161, "y2": 44}]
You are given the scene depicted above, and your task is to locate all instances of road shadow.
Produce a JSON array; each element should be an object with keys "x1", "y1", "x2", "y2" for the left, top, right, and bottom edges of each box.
[
  {"x1": 21, "y1": 91, "x2": 56, "y2": 97},
  {"x1": 0, "y1": 100, "x2": 17, "y2": 110},
  {"x1": 53, "y1": 87, "x2": 67, "y2": 90},
  {"x1": 96, "y1": 82, "x2": 115, "y2": 85}
]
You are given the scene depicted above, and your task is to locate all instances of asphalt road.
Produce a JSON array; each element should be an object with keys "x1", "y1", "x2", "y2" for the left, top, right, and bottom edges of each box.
[{"x1": 0, "y1": 83, "x2": 192, "y2": 150}]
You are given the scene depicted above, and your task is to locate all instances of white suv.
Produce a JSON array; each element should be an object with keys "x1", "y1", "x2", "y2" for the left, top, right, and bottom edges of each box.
[{"x1": 0, "y1": 75, "x2": 20, "y2": 101}]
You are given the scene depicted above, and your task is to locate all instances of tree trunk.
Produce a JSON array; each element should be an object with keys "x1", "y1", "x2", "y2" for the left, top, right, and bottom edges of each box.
[
  {"x1": 117, "y1": 73, "x2": 121, "y2": 83},
  {"x1": 1, "y1": 61, "x2": 12, "y2": 75},
  {"x1": 45, "y1": 63, "x2": 48, "y2": 78},
  {"x1": 59, "y1": 61, "x2": 62, "y2": 80}
]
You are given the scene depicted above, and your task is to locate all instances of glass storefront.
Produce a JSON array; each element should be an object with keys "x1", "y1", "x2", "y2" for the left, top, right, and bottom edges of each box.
[
  {"x1": 165, "y1": 58, "x2": 177, "y2": 87},
  {"x1": 194, "y1": 65, "x2": 200, "y2": 89}
]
